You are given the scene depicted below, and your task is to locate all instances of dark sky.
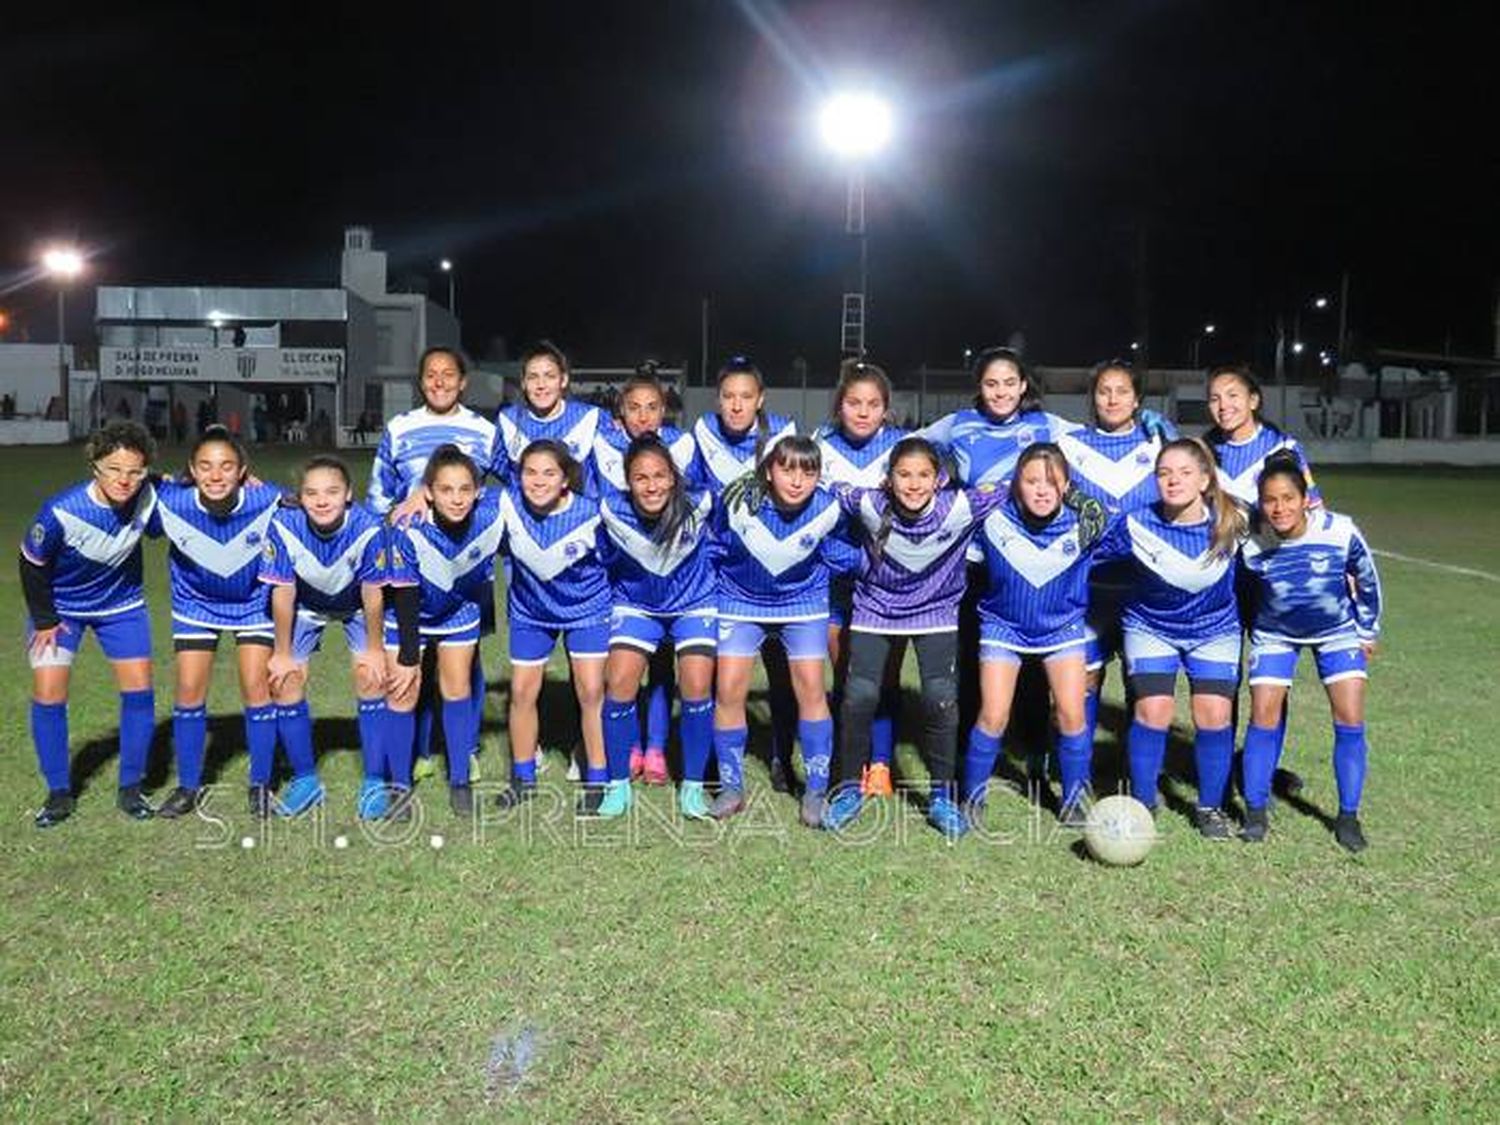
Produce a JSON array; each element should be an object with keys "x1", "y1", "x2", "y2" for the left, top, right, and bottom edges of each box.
[{"x1": 4, "y1": 1, "x2": 1496, "y2": 378}]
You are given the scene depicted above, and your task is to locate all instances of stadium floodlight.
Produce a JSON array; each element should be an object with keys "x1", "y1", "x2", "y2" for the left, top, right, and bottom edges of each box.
[
  {"x1": 438, "y1": 259, "x2": 456, "y2": 316},
  {"x1": 42, "y1": 248, "x2": 84, "y2": 280},
  {"x1": 1312, "y1": 295, "x2": 1330, "y2": 310},
  {"x1": 41, "y1": 246, "x2": 86, "y2": 423},
  {"x1": 818, "y1": 92, "x2": 893, "y2": 159}
]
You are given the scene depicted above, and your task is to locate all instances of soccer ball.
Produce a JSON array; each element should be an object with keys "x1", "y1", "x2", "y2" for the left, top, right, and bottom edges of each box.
[{"x1": 1083, "y1": 795, "x2": 1158, "y2": 866}]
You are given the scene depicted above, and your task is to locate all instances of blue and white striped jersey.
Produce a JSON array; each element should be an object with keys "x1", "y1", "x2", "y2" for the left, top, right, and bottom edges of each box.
[
  {"x1": 385, "y1": 492, "x2": 504, "y2": 632},
  {"x1": 498, "y1": 488, "x2": 610, "y2": 629},
  {"x1": 151, "y1": 481, "x2": 282, "y2": 629},
  {"x1": 260, "y1": 503, "x2": 385, "y2": 618},
  {"x1": 1240, "y1": 509, "x2": 1381, "y2": 642},
  {"x1": 599, "y1": 490, "x2": 717, "y2": 614},
  {"x1": 494, "y1": 399, "x2": 607, "y2": 493},
  {"x1": 714, "y1": 489, "x2": 842, "y2": 621},
  {"x1": 690, "y1": 411, "x2": 797, "y2": 495},
  {"x1": 1057, "y1": 423, "x2": 1171, "y2": 515},
  {"x1": 1095, "y1": 504, "x2": 1242, "y2": 642},
  {"x1": 367, "y1": 405, "x2": 498, "y2": 515},
  {"x1": 919, "y1": 408, "x2": 1065, "y2": 487},
  {"x1": 815, "y1": 424, "x2": 906, "y2": 577},
  {"x1": 592, "y1": 419, "x2": 698, "y2": 496},
  {"x1": 1209, "y1": 424, "x2": 1321, "y2": 510},
  {"x1": 976, "y1": 499, "x2": 1101, "y2": 650},
  {"x1": 21, "y1": 481, "x2": 159, "y2": 618}
]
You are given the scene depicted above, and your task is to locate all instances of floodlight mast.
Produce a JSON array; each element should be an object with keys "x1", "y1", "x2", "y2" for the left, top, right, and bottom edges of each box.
[
  {"x1": 819, "y1": 92, "x2": 892, "y2": 358},
  {"x1": 42, "y1": 248, "x2": 85, "y2": 426}
]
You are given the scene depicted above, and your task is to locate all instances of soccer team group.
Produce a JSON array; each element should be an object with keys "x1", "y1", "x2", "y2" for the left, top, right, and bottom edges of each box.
[{"x1": 20, "y1": 342, "x2": 1383, "y2": 850}]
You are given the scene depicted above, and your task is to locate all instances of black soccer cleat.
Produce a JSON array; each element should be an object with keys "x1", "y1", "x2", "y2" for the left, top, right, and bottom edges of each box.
[
  {"x1": 768, "y1": 754, "x2": 793, "y2": 795},
  {"x1": 156, "y1": 786, "x2": 200, "y2": 819},
  {"x1": 494, "y1": 782, "x2": 536, "y2": 810},
  {"x1": 247, "y1": 785, "x2": 275, "y2": 820},
  {"x1": 34, "y1": 789, "x2": 75, "y2": 829},
  {"x1": 575, "y1": 786, "x2": 605, "y2": 818},
  {"x1": 117, "y1": 785, "x2": 155, "y2": 821},
  {"x1": 449, "y1": 784, "x2": 474, "y2": 818},
  {"x1": 1194, "y1": 806, "x2": 1232, "y2": 840},
  {"x1": 1241, "y1": 806, "x2": 1269, "y2": 843},
  {"x1": 1334, "y1": 813, "x2": 1367, "y2": 854}
]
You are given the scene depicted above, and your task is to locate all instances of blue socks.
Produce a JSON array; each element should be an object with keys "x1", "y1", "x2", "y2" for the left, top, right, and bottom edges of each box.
[
  {"x1": 172, "y1": 704, "x2": 208, "y2": 790},
  {"x1": 277, "y1": 701, "x2": 318, "y2": 779},
  {"x1": 604, "y1": 699, "x2": 639, "y2": 782},
  {"x1": 680, "y1": 697, "x2": 714, "y2": 782},
  {"x1": 118, "y1": 689, "x2": 154, "y2": 788},
  {"x1": 713, "y1": 726, "x2": 748, "y2": 791},
  {"x1": 1057, "y1": 728, "x2": 1092, "y2": 807},
  {"x1": 1241, "y1": 723, "x2": 1279, "y2": 811},
  {"x1": 512, "y1": 757, "x2": 538, "y2": 789},
  {"x1": 384, "y1": 707, "x2": 416, "y2": 787},
  {"x1": 646, "y1": 680, "x2": 671, "y2": 753},
  {"x1": 245, "y1": 703, "x2": 279, "y2": 786},
  {"x1": 1127, "y1": 721, "x2": 1168, "y2": 808},
  {"x1": 357, "y1": 698, "x2": 386, "y2": 780},
  {"x1": 799, "y1": 717, "x2": 834, "y2": 794},
  {"x1": 1195, "y1": 725, "x2": 1234, "y2": 810},
  {"x1": 585, "y1": 764, "x2": 608, "y2": 785},
  {"x1": 442, "y1": 697, "x2": 475, "y2": 786},
  {"x1": 1333, "y1": 723, "x2": 1367, "y2": 813},
  {"x1": 962, "y1": 727, "x2": 1003, "y2": 806},
  {"x1": 31, "y1": 700, "x2": 70, "y2": 793},
  {"x1": 870, "y1": 686, "x2": 901, "y2": 767}
]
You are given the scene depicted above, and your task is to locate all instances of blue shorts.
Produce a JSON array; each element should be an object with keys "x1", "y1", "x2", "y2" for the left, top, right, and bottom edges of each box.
[
  {"x1": 828, "y1": 574, "x2": 856, "y2": 631},
  {"x1": 383, "y1": 605, "x2": 482, "y2": 650},
  {"x1": 1248, "y1": 633, "x2": 1367, "y2": 687},
  {"x1": 979, "y1": 617, "x2": 1087, "y2": 664},
  {"x1": 1124, "y1": 630, "x2": 1240, "y2": 693},
  {"x1": 292, "y1": 609, "x2": 372, "y2": 663},
  {"x1": 510, "y1": 620, "x2": 611, "y2": 666},
  {"x1": 718, "y1": 617, "x2": 828, "y2": 661},
  {"x1": 610, "y1": 606, "x2": 718, "y2": 656},
  {"x1": 27, "y1": 604, "x2": 153, "y2": 669}
]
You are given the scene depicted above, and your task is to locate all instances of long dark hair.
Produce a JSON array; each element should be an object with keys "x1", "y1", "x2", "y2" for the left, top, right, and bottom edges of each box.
[
  {"x1": 1089, "y1": 358, "x2": 1143, "y2": 429},
  {"x1": 1205, "y1": 362, "x2": 1282, "y2": 444},
  {"x1": 872, "y1": 436, "x2": 943, "y2": 563},
  {"x1": 754, "y1": 434, "x2": 821, "y2": 506},
  {"x1": 422, "y1": 443, "x2": 480, "y2": 489},
  {"x1": 519, "y1": 439, "x2": 584, "y2": 496},
  {"x1": 623, "y1": 435, "x2": 699, "y2": 547},
  {"x1": 971, "y1": 346, "x2": 1043, "y2": 416},
  {"x1": 717, "y1": 354, "x2": 769, "y2": 434},
  {"x1": 1010, "y1": 442, "x2": 1070, "y2": 510},
  {"x1": 828, "y1": 357, "x2": 892, "y2": 433}
]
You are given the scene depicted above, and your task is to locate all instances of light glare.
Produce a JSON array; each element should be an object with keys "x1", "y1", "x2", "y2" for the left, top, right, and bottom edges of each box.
[
  {"x1": 42, "y1": 248, "x2": 84, "y2": 279},
  {"x1": 819, "y1": 92, "x2": 893, "y2": 158}
]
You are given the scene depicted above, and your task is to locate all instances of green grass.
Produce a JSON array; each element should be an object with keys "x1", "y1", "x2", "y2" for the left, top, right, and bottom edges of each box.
[{"x1": 0, "y1": 447, "x2": 1497, "y2": 1120}]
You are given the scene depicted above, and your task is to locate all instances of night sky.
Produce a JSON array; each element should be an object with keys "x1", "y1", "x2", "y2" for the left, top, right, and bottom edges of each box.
[{"x1": 5, "y1": 1, "x2": 1496, "y2": 379}]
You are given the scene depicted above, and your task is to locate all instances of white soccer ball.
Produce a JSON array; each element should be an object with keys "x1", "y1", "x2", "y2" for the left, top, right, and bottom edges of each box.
[{"x1": 1083, "y1": 795, "x2": 1158, "y2": 867}]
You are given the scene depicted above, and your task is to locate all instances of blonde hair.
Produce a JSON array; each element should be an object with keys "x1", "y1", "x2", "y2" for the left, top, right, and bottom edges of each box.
[{"x1": 1157, "y1": 437, "x2": 1246, "y2": 558}]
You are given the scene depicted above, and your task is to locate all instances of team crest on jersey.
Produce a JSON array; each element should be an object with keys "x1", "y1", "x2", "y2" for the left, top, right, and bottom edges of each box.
[
  {"x1": 799, "y1": 534, "x2": 816, "y2": 549},
  {"x1": 1016, "y1": 428, "x2": 1034, "y2": 447},
  {"x1": 1310, "y1": 555, "x2": 1331, "y2": 574},
  {"x1": 935, "y1": 529, "x2": 954, "y2": 543},
  {"x1": 468, "y1": 546, "x2": 482, "y2": 560},
  {"x1": 246, "y1": 532, "x2": 262, "y2": 546},
  {"x1": 29, "y1": 522, "x2": 45, "y2": 547},
  {"x1": 1135, "y1": 450, "x2": 1152, "y2": 465},
  {"x1": 564, "y1": 542, "x2": 581, "y2": 559},
  {"x1": 1062, "y1": 538, "x2": 1077, "y2": 556},
  {"x1": 262, "y1": 540, "x2": 277, "y2": 563}
]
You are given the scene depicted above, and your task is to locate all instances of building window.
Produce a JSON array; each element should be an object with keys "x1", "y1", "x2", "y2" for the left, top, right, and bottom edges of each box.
[{"x1": 376, "y1": 324, "x2": 394, "y2": 368}]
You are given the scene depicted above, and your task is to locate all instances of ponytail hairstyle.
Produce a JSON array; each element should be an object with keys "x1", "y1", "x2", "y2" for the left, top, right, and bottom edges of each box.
[
  {"x1": 1088, "y1": 358, "x2": 1144, "y2": 428},
  {"x1": 1009, "y1": 442, "x2": 1071, "y2": 510},
  {"x1": 1206, "y1": 362, "x2": 1281, "y2": 443},
  {"x1": 717, "y1": 354, "x2": 770, "y2": 434},
  {"x1": 422, "y1": 443, "x2": 481, "y2": 489},
  {"x1": 872, "y1": 436, "x2": 943, "y2": 562},
  {"x1": 519, "y1": 438, "x2": 584, "y2": 496},
  {"x1": 623, "y1": 435, "x2": 699, "y2": 547},
  {"x1": 828, "y1": 357, "x2": 892, "y2": 432},
  {"x1": 613, "y1": 368, "x2": 667, "y2": 431},
  {"x1": 971, "y1": 345, "x2": 1043, "y2": 416},
  {"x1": 186, "y1": 423, "x2": 249, "y2": 482},
  {"x1": 1157, "y1": 437, "x2": 1247, "y2": 559},
  {"x1": 753, "y1": 434, "x2": 821, "y2": 503}
]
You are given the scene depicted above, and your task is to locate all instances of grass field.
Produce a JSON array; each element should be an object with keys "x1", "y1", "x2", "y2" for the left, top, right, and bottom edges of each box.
[{"x1": 1, "y1": 445, "x2": 1496, "y2": 1121}]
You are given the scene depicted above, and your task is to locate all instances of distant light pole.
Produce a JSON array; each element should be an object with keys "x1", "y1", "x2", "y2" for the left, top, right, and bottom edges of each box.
[
  {"x1": 42, "y1": 248, "x2": 84, "y2": 423},
  {"x1": 819, "y1": 91, "x2": 893, "y2": 357},
  {"x1": 1190, "y1": 322, "x2": 1216, "y2": 369},
  {"x1": 439, "y1": 259, "x2": 456, "y2": 319}
]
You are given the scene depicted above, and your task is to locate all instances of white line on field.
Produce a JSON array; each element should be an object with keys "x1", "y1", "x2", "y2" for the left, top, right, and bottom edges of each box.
[{"x1": 1372, "y1": 549, "x2": 1500, "y2": 584}]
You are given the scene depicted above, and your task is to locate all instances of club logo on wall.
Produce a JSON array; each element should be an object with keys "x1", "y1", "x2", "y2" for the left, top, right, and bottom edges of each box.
[{"x1": 236, "y1": 352, "x2": 257, "y2": 380}]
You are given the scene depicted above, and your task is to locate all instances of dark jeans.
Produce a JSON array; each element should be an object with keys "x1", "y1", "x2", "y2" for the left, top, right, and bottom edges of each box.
[{"x1": 837, "y1": 630, "x2": 960, "y2": 790}]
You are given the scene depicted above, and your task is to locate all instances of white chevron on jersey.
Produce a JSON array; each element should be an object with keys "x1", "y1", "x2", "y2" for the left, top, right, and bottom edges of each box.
[
  {"x1": 500, "y1": 408, "x2": 601, "y2": 464},
  {"x1": 499, "y1": 491, "x2": 600, "y2": 581},
  {"x1": 817, "y1": 438, "x2": 891, "y2": 488},
  {"x1": 693, "y1": 417, "x2": 795, "y2": 487},
  {"x1": 982, "y1": 510, "x2": 1086, "y2": 589},
  {"x1": 859, "y1": 491, "x2": 973, "y2": 572},
  {"x1": 1126, "y1": 516, "x2": 1232, "y2": 592},
  {"x1": 406, "y1": 519, "x2": 503, "y2": 593},
  {"x1": 599, "y1": 493, "x2": 712, "y2": 576},
  {"x1": 53, "y1": 493, "x2": 158, "y2": 569},
  {"x1": 158, "y1": 498, "x2": 277, "y2": 578},
  {"x1": 1057, "y1": 431, "x2": 1157, "y2": 500},
  {"x1": 727, "y1": 500, "x2": 841, "y2": 576},
  {"x1": 273, "y1": 521, "x2": 380, "y2": 597},
  {"x1": 595, "y1": 430, "x2": 696, "y2": 491}
]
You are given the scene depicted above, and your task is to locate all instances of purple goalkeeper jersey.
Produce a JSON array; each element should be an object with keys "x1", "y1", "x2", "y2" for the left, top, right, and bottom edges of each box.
[{"x1": 832, "y1": 484, "x2": 1006, "y2": 634}]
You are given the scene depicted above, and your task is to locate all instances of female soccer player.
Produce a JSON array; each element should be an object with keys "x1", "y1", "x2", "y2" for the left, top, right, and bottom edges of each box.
[
  {"x1": 598, "y1": 436, "x2": 719, "y2": 819},
  {"x1": 497, "y1": 441, "x2": 614, "y2": 815},
  {"x1": 384, "y1": 446, "x2": 505, "y2": 817},
  {"x1": 821, "y1": 437, "x2": 1007, "y2": 836},
  {"x1": 262, "y1": 456, "x2": 389, "y2": 819},
  {"x1": 816, "y1": 359, "x2": 907, "y2": 798},
  {"x1": 961, "y1": 444, "x2": 1112, "y2": 832},
  {"x1": 1205, "y1": 363, "x2": 1321, "y2": 510},
  {"x1": 153, "y1": 427, "x2": 291, "y2": 820},
  {"x1": 1239, "y1": 454, "x2": 1381, "y2": 851},
  {"x1": 1057, "y1": 360, "x2": 1178, "y2": 753},
  {"x1": 712, "y1": 435, "x2": 841, "y2": 827},
  {"x1": 493, "y1": 340, "x2": 609, "y2": 492},
  {"x1": 1096, "y1": 438, "x2": 1248, "y2": 839},
  {"x1": 592, "y1": 369, "x2": 698, "y2": 784},
  {"x1": 22, "y1": 421, "x2": 159, "y2": 827},
  {"x1": 920, "y1": 347, "x2": 1064, "y2": 487}
]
